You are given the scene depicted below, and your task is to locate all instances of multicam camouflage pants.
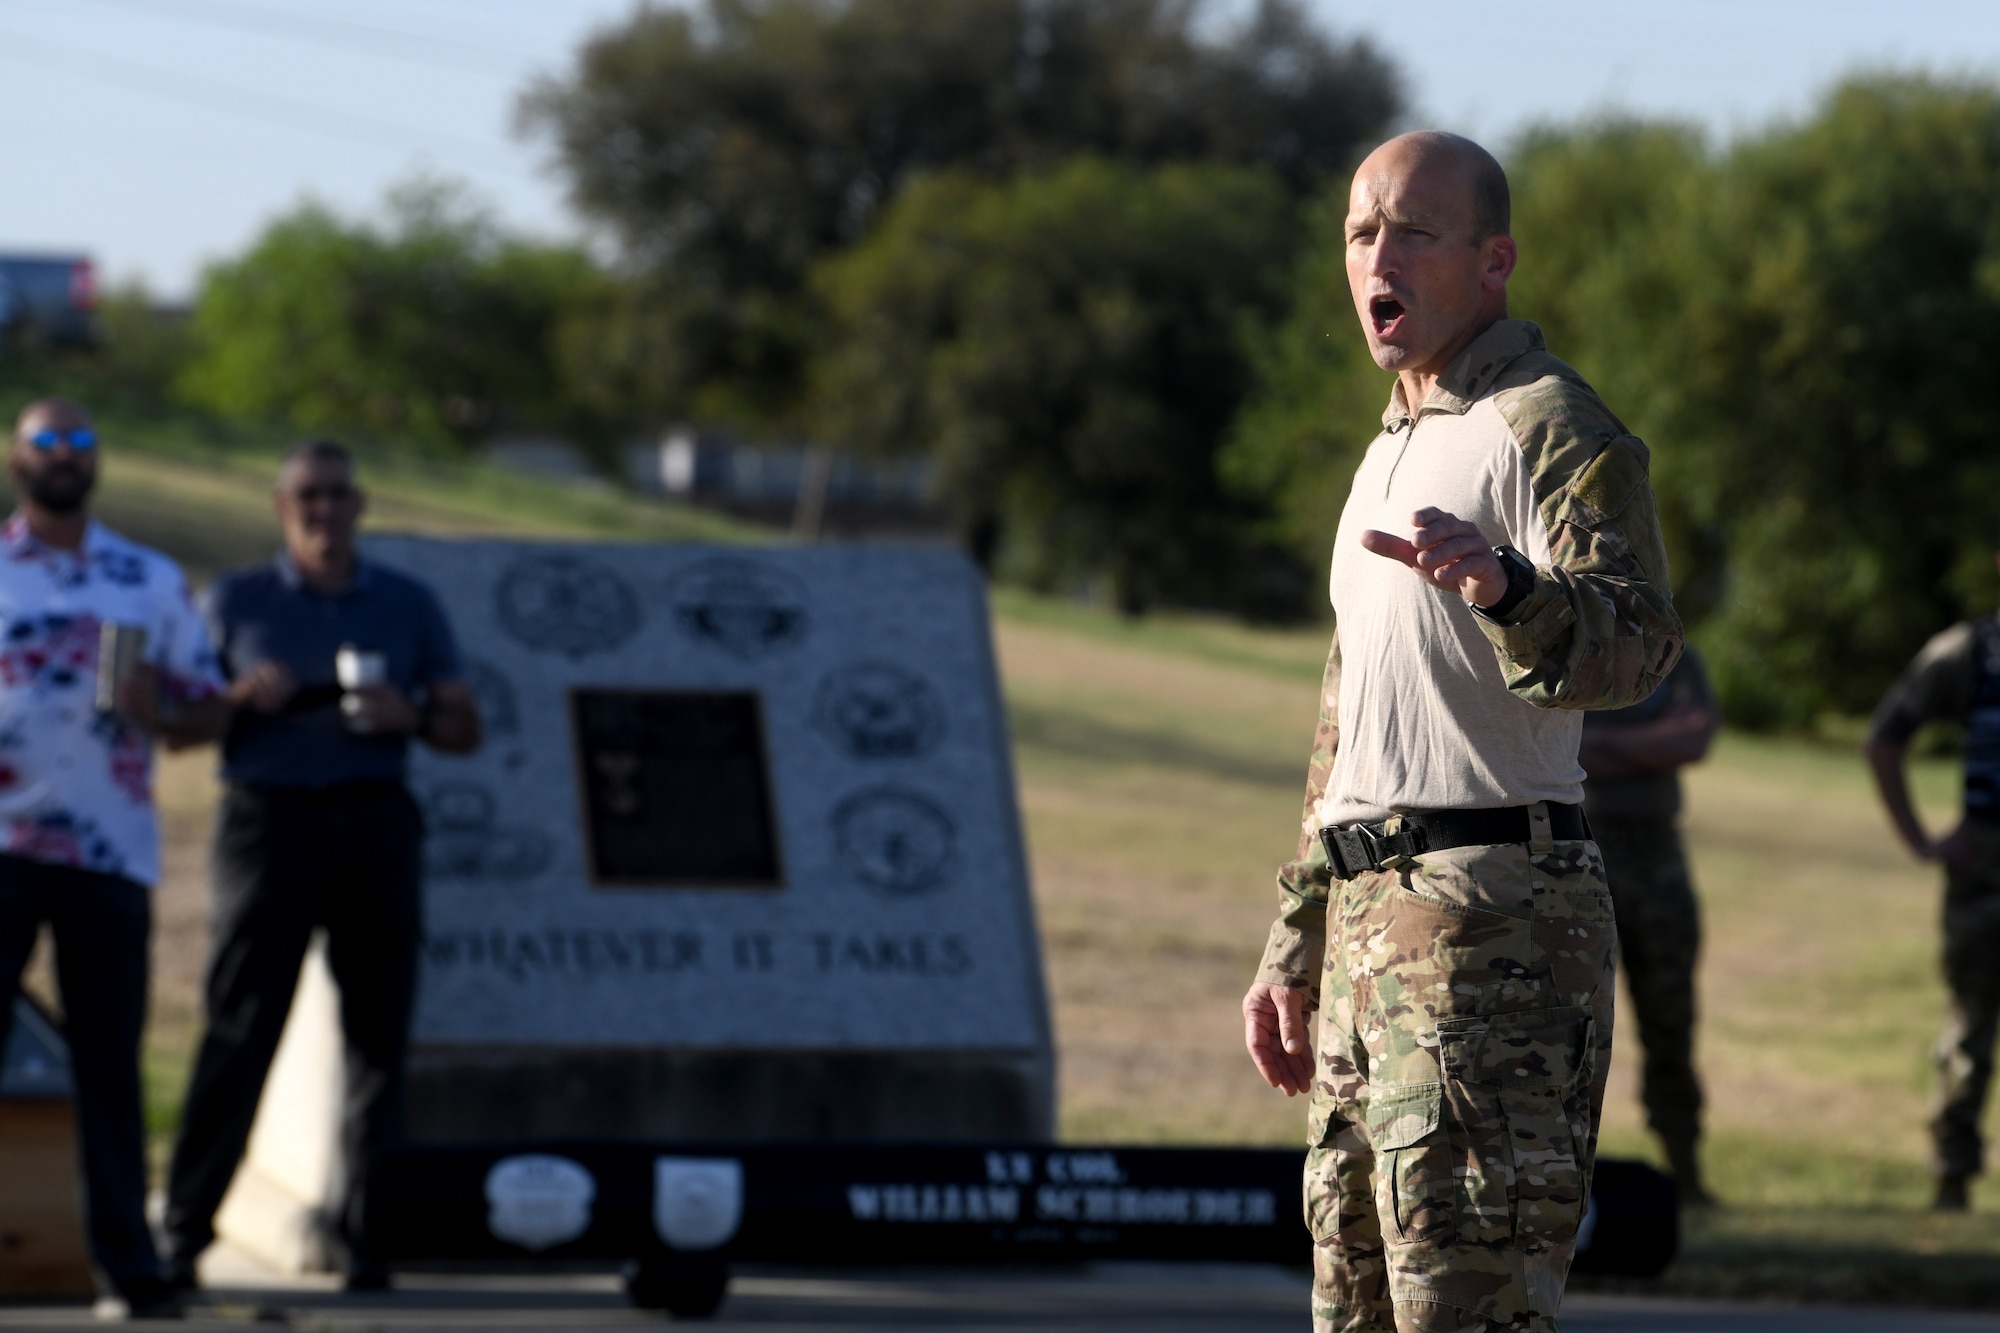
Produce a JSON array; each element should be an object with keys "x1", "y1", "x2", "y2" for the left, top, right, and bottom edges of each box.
[
  {"x1": 1590, "y1": 818, "x2": 1703, "y2": 1163},
  {"x1": 1934, "y1": 823, "x2": 2000, "y2": 1181},
  {"x1": 1306, "y1": 809, "x2": 1617, "y2": 1333}
]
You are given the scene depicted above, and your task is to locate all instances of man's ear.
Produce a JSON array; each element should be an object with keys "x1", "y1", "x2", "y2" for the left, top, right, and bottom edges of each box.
[
  {"x1": 354, "y1": 486, "x2": 368, "y2": 523},
  {"x1": 1482, "y1": 233, "x2": 1518, "y2": 292}
]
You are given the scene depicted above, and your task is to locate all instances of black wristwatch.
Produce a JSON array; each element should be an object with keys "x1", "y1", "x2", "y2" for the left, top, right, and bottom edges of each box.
[{"x1": 1471, "y1": 544, "x2": 1537, "y2": 623}]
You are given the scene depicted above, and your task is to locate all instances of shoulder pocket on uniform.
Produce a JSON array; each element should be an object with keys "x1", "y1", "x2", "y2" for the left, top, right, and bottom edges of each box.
[{"x1": 1550, "y1": 436, "x2": 1651, "y2": 533}]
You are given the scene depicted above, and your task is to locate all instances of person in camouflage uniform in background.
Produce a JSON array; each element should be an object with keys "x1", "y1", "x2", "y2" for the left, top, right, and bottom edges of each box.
[
  {"x1": 1866, "y1": 566, "x2": 2000, "y2": 1212},
  {"x1": 1578, "y1": 646, "x2": 1720, "y2": 1207},
  {"x1": 1241, "y1": 132, "x2": 1682, "y2": 1333}
]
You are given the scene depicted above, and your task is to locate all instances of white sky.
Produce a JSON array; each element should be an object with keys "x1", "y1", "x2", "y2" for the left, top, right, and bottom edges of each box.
[{"x1": 2, "y1": 0, "x2": 1997, "y2": 298}]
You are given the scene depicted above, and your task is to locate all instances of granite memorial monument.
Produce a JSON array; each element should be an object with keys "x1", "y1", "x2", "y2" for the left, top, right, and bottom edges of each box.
[{"x1": 217, "y1": 540, "x2": 1053, "y2": 1267}]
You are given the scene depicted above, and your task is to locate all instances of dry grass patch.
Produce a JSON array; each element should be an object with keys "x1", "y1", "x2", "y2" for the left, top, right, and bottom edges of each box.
[
  {"x1": 997, "y1": 609, "x2": 1990, "y2": 1213},
  {"x1": 999, "y1": 607, "x2": 2000, "y2": 1300},
  {"x1": 997, "y1": 614, "x2": 1325, "y2": 1149}
]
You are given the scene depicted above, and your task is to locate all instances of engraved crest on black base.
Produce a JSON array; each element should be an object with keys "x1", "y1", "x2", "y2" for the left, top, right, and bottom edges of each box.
[
  {"x1": 814, "y1": 662, "x2": 945, "y2": 759},
  {"x1": 423, "y1": 782, "x2": 553, "y2": 880},
  {"x1": 833, "y1": 787, "x2": 956, "y2": 895},
  {"x1": 496, "y1": 553, "x2": 640, "y2": 657},
  {"x1": 668, "y1": 558, "x2": 808, "y2": 658}
]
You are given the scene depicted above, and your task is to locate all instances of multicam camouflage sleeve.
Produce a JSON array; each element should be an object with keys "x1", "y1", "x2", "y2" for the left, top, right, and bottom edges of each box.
[
  {"x1": 1253, "y1": 631, "x2": 1340, "y2": 1004},
  {"x1": 1479, "y1": 376, "x2": 1684, "y2": 711}
]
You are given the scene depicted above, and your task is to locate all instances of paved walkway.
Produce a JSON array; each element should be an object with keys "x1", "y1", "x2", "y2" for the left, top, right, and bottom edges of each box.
[{"x1": 3, "y1": 1258, "x2": 1999, "y2": 1330}]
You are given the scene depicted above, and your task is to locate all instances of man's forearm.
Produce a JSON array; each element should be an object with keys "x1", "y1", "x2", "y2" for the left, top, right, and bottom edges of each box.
[
  {"x1": 1258, "y1": 849, "x2": 1331, "y2": 1000},
  {"x1": 421, "y1": 696, "x2": 482, "y2": 755},
  {"x1": 1577, "y1": 733, "x2": 1639, "y2": 780},
  {"x1": 1256, "y1": 636, "x2": 1340, "y2": 1001},
  {"x1": 1864, "y1": 739, "x2": 1931, "y2": 858},
  {"x1": 1478, "y1": 560, "x2": 1681, "y2": 712},
  {"x1": 158, "y1": 694, "x2": 228, "y2": 749},
  {"x1": 1581, "y1": 709, "x2": 1718, "y2": 778}
]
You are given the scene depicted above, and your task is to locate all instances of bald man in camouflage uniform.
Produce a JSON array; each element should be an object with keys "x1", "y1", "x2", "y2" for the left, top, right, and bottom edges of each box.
[
  {"x1": 1866, "y1": 572, "x2": 2000, "y2": 1212},
  {"x1": 1242, "y1": 132, "x2": 1682, "y2": 1333}
]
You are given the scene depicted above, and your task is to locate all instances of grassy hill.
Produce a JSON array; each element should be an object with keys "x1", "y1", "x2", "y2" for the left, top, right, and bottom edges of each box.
[
  {"x1": 0, "y1": 384, "x2": 759, "y2": 582},
  {"x1": 7, "y1": 394, "x2": 1999, "y2": 1304}
]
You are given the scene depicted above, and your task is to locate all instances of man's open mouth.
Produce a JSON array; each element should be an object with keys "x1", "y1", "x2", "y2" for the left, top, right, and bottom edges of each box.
[{"x1": 1370, "y1": 296, "x2": 1406, "y2": 335}]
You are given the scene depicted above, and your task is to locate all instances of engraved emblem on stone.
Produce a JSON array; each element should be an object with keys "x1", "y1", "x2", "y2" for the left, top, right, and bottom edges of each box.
[
  {"x1": 833, "y1": 788, "x2": 957, "y2": 895},
  {"x1": 667, "y1": 558, "x2": 808, "y2": 658},
  {"x1": 653, "y1": 1157, "x2": 744, "y2": 1251},
  {"x1": 464, "y1": 658, "x2": 520, "y2": 737},
  {"x1": 423, "y1": 781, "x2": 554, "y2": 880},
  {"x1": 485, "y1": 1154, "x2": 595, "y2": 1252},
  {"x1": 814, "y1": 663, "x2": 945, "y2": 759},
  {"x1": 496, "y1": 553, "x2": 640, "y2": 657}
]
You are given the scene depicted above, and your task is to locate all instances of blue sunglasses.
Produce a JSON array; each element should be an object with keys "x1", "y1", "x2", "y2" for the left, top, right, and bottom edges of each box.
[{"x1": 27, "y1": 428, "x2": 97, "y2": 452}]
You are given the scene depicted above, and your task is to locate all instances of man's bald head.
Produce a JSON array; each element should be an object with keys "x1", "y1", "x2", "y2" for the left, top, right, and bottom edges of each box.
[
  {"x1": 1344, "y1": 131, "x2": 1519, "y2": 383},
  {"x1": 13, "y1": 397, "x2": 91, "y2": 440},
  {"x1": 1363, "y1": 132, "x2": 1510, "y2": 240}
]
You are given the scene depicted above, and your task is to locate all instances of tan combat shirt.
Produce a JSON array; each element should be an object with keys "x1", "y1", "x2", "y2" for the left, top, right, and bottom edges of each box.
[{"x1": 1257, "y1": 319, "x2": 1683, "y2": 997}]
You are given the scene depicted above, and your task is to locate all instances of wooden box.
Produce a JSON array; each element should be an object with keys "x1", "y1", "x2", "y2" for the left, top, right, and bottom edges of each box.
[{"x1": 0, "y1": 996, "x2": 94, "y2": 1297}]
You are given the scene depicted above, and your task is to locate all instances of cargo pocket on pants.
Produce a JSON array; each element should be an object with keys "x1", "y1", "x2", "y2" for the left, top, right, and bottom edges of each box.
[
  {"x1": 1306, "y1": 1097, "x2": 1380, "y2": 1249},
  {"x1": 1437, "y1": 1005, "x2": 1595, "y2": 1246},
  {"x1": 1366, "y1": 1082, "x2": 1451, "y2": 1245}
]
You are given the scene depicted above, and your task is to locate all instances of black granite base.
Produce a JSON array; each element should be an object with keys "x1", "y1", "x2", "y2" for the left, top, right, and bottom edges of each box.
[{"x1": 407, "y1": 1046, "x2": 1054, "y2": 1143}]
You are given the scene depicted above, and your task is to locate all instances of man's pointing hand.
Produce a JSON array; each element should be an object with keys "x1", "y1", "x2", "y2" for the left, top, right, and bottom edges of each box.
[{"x1": 1361, "y1": 507, "x2": 1509, "y2": 608}]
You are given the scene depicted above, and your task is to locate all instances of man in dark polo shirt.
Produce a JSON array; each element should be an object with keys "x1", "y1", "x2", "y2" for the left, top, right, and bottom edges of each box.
[
  {"x1": 1579, "y1": 646, "x2": 1720, "y2": 1207},
  {"x1": 1866, "y1": 574, "x2": 2000, "y2": 1211},
  {"x1": 161, "y1": 439, "x2": 480, "y2": 1290}
]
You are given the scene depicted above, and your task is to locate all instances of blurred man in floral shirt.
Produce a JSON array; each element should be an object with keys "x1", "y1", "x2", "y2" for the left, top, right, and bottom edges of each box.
[{"x1": 0, "y1": 398, "x2": 224, "y2": 1320}]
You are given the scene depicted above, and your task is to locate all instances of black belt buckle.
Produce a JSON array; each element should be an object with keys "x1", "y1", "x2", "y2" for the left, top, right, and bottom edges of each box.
[
  {"x1": 1321, "y1": 819, "x2": 1432, "y2": 879},
  {"x1": 1321, "y1": 823, "x2": 1383, "y2": 880}
]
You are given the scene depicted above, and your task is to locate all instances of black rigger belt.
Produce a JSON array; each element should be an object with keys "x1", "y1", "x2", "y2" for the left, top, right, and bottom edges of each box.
[{"x1": 1319, "y1": 803, "x2": 1589, "y2": 880}]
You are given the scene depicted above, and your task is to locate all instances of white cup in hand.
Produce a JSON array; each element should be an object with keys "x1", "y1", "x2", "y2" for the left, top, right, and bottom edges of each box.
[{"x1": 336, "y1": 646, "x2": 388, "y2": 732}]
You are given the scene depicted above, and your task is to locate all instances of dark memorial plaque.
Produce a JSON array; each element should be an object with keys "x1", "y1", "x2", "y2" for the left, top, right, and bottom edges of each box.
[{"x1": 570, "y1": 689, "x2": 782, "y2": 887}]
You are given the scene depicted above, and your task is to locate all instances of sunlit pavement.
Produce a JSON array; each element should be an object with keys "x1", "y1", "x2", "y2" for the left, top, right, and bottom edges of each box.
[{"x1": 3, "y1": 1253, "x2": 2000, "y2": 1330}]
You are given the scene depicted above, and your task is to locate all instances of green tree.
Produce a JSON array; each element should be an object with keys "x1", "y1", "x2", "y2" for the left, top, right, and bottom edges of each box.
[
  {"x1": 1642, "y1": 77, "x2": 2000, "y2": 727},
  {"x1": 181, "y1": 180, "x2": 610, "y2": 450},
  {"x1": 1216, "y1": 195, "x2": 1383, "y2": 579},
  {"x1": 1484, "y1": 120, "x2": 1727, "y2": 624},
  {"x1": 813, "y1": 157, "x2": 1299, "y2": 612},
  {"x1": 519, "y1": 0, "x2": 1398, "y2": 428}
]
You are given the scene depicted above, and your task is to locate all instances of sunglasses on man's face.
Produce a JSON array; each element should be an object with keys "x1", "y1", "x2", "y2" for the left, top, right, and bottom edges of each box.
[
  {"x1": 287, "y1": 483, "x2": 356, "y2": 505},
  {"x1": 26, "y1": 427, "x2": 97, "y2": 452}
]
